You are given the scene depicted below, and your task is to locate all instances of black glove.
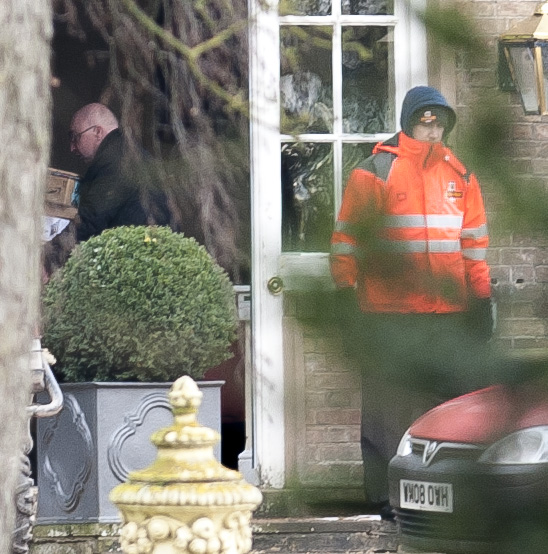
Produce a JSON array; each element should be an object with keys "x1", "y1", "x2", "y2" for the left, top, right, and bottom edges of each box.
[
  {"x1": 336, "y1": 287, "x2": 357, "y2": 310},
  {"x1": 466, "y1": 297, "x2": 493, "y2": 342},
  {"x1": 333, "y1": 287, "x2": 366, "y2": 359},
  {"x1": 333, "y1": 286, "x2": 363, "y2": 324}
]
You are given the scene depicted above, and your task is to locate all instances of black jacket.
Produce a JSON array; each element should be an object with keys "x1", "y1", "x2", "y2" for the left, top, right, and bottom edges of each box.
[{"x1": 76, "y1": 129, "x2": 149, "y2": 242}]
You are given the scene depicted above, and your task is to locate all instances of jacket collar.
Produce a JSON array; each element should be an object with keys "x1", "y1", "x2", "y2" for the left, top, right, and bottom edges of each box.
[
  {"x1": 93, "y1": 128, "x2": 123, "y2": 164},
  {"x1": 83, "y1": 129, "x2": 123, "y2": 183},
  {"x1": 374, "y1": 131, "x2": 447, "y2": 169}
]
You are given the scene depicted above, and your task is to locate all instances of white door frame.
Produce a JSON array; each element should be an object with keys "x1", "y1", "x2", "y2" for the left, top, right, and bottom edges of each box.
[{"x1": 247, "y1": 0, "x2": 285, "y2": 488}]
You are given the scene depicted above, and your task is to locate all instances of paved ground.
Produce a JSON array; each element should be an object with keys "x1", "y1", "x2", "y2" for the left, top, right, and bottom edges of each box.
[
  {"x1": 250, "y1": 516, "x2": 448, "y2": 554},
  {"x1": 251, "y1": 515, "x2": 398, "y2": 553}
]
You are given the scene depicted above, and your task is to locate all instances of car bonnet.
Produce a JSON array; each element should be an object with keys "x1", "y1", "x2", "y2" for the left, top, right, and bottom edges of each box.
[{"x1": 408, "y1": 383, "x2": 548, "y2": 444}]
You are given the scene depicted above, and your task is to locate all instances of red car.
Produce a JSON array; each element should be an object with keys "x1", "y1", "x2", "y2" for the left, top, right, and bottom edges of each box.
[{"x1": 388, "y1": 359, "x2": 548, "y2": 554}]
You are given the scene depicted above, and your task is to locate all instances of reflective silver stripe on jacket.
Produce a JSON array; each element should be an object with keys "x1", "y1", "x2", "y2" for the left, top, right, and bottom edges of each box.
[
  {"x1": 333, "y1": 240, "x2": 485, "y2": 256},
  {"x1": 334, "y1": 220, "x2": 359, "y2": 234},
  {"x1": 377, "y1": 239, "x2": 461, "y2": 253},
  {"x1": 337, "y1": 215, "x2": 470, "y2": 234},
  {"x1": 462, "y1": 248, "x2": 487, "y2": 260},
  {"x1": 333, "y1": 240, "x2": 464, "y2": 254},
  {"x1": 428, "y1": 240, "x2": 462, "y2": 253},
  {"x1": 382, "y1": 214, "x2": 464, "y2": 228},
  {"x1": 461, "y1": 223, "x2": 488, "y2": 240},
  {"x1": 331, "y1": 243, "x2": 358, "y2": 255}
]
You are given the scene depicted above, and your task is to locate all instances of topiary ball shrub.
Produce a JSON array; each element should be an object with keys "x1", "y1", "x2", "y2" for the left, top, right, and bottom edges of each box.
[{"x1": 42, "y1": 226, "x2": 238, "y2": 382}]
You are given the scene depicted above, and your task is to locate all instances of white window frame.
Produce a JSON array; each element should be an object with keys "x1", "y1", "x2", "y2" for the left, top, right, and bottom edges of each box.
[{"x1": 247, "y1": 0, "x2": 427, "y2": 488}]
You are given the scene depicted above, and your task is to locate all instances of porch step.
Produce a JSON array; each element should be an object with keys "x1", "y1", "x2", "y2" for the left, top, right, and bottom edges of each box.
[
  {"x1": 251, "y1": 515, "x2": 398, "y2": 553},
  {"x1": 31, "y1": 519, "x2": 443, "y2": 554}
]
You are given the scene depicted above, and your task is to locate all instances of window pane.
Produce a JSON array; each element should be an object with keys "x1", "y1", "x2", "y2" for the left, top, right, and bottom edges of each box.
[
  {"x1": 280, "y1": 0, "x2": 331, "y2": 16},
  {"x1": 342, "y1": 26, "x2": 395, "y2": 133},
  {"x1": 282, "y1": 142, "x2": 334, "y2": 252},
  {"x1": 342, "y1": 0, "x2": 394, "y2": 15},
  {"x1": 342, "y1": 143, "x2": 376, "y2": 186},
  {"x1": 281, "y1": 26, "x2": 333, "y2": 135}
]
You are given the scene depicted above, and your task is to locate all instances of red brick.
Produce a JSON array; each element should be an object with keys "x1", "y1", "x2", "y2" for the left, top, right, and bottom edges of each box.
[
  {"x1": 511, "y1": 266, "x2": 535, "y2": 283},
  {"x1": 471, "y1": 3, "x2": 496, "y2": 17},
  {"x1": 511, "y1": 124, "x2": 534, "y2": 140},
  {"x1": 533, "y1": 124, "x2": 548, "y2": 140},
  {"x1": 511, "y1": 159, "x2": 533, "y2": 174},
  {"x1": 513, "y1": 233, "x2": 548, "y2": 247},
  {"x1": 489, "y1": 266, "x2": 511, "y2": 284},
  {"x1": 486, "y1": 249, "x2": 501, "y2": 265},
  {"x1": 510, "y1": 141, "x2": 537, "y2": 159},
  {"x1": 536, "y1": 143, "x2": 548, "y2": 159},
  {"x1": 474, "y1": 17, "x2": 510, "y2": 35},
  {"x1": 497, "y1": 1, "x2": 539, "y2": 18},
  {"x1": 299, "y1": 462, "x2": 363, "y2": 487},
  {"x1": 310, "y1": 408, "x2": 361, "y2": 426},
  {"x1": 306, "y1": 371, "x2": 360, "y2": 390},
  {"x1": 535, "y1": 266, "x2": 548, "y2": 283},
  {"x1": 497, "y1": 318, "x2": 546, "y2": 337},
  {"x1": 306, "y1": 426, "x2": 361, "y2": 444},
  {"x1": 496, "y1": 301, "x2": 512, "y2": 319},
  {"x1": 513, "y1": 337, "x2": 548, "y2": 349},
  {"x1": 489, "y1": 231, "x2": 513, "y2": 247},
  {"x1": 511, "y1": 302, "x2": 537, "y2": 318},
  {"x1": 325, "y1": 352, "x2": 359, "y2": 372},
  {"x1": 304, "y1": 353, "x2": 328, "y2": 373},
  {"x1": 306, "y1": 390, "x2": 361, "y2": 409},
  {"x1": 500, "y1": 248, "x2": 537, "y2": 265},
  {"x1": 306, "y1": 443, "x2": 362, "y2": 463},
  {"x1": 469, "y1": 69, "x2": 497, "y2": 88},
  {"x1": 302, "y1": 337, "x2": 330, "y2": 353},
  {"x1": 531, "y1": 159, "x2": 548, "y2": 175},
  {"x1": 508, "y1": 286, "x2": 544, "y2": 302},
  {"x1": 534, "y1": 250, "x2": 548, "y2": 265}
]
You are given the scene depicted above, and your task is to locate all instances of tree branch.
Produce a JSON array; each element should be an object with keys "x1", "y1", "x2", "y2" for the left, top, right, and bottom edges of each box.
[{"x1": 120, "y1": 0, "x2": 249, "y2": 116}]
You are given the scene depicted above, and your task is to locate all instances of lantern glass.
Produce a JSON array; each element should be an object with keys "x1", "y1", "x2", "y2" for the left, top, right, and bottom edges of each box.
[
  {"x1": 507, "y1": 44, "x2": 540, "y2": 113},
  {"x1": 541, "y1": 43, "x2": 548, "y2": 110}
]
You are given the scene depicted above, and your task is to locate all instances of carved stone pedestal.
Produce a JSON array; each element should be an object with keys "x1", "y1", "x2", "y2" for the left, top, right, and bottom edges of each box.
[{"x1": 110, "y1": 376, "x2": 262, "y2": 554}]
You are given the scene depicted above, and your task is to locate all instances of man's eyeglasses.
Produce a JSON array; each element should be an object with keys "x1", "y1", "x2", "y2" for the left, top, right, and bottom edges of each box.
[{"x1": 69, "y1": 125, "x2": 97, "y2": 144}]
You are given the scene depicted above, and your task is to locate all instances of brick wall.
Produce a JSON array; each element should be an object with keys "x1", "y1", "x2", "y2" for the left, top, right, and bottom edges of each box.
[
  {"x1": 455, "y1": 0, "x2": 548, "y2": 348},
  {"x1": 300, "y1": 327, "x2": 362, "y2": 486},
  {"x1": 284, "y1": 299, "x2": 364, "y2": 494}
]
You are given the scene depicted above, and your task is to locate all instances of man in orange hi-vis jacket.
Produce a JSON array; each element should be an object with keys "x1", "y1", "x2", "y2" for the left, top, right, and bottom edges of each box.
[{"x1": 330, "y1": 86, "x2": 493, "y2": 516}]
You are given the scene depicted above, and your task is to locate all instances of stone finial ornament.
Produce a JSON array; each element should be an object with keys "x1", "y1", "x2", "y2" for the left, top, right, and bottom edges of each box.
[{"x1": 110, "y1": 376, "x2": 262, "y2": 554}]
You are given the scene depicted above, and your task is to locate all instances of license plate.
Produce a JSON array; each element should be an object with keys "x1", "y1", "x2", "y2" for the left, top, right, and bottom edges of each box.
[{"x1": 400, "y1": 479, "x2": 453, "y2": 513}]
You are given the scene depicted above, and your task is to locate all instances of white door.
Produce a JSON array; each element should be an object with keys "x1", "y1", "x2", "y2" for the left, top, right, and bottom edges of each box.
[{"x1": 247, "y1": 0, "x2": 427, "y2": 488}]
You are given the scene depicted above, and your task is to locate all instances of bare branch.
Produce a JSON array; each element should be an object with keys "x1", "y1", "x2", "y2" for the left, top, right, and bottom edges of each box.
[{"x1": 120, "y1": 0, "x2": 249, "y2": 116}]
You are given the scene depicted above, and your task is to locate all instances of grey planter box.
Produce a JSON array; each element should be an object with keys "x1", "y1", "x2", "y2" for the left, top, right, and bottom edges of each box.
[{"x1": 36, "y1": 380, "x2": 223, "y2": 524}]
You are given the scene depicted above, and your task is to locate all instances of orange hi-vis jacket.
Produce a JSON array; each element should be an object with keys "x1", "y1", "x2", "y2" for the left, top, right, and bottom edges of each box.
[{"x1": 330, "y1": 132, "x2": 491, "y2": 314}]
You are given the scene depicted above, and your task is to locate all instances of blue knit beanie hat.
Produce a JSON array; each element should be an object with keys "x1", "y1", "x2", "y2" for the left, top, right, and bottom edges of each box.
[{"x1": 400, "y1": 86, "x2": 456, "y2": 138}]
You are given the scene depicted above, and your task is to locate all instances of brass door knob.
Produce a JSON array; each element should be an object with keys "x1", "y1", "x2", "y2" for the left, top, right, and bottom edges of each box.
[{"x1": 267, "y1": 276, "x2": 284, "y2": 295}]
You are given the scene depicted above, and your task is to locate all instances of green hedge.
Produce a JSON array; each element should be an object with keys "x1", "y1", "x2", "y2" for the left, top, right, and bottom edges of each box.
[{"x1": 42, "y1": 226, "x2": 237, "y2": 382}]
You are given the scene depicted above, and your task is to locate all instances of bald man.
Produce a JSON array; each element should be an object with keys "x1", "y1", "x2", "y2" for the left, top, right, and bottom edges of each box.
[{"x1": 69, "y1": 103, "x2": 150, "y2": 241}]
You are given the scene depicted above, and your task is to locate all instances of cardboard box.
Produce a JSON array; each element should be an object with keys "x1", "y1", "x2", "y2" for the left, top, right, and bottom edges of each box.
[{"x1": 45, "y1": 168, "x2": 79, "y2": 220}]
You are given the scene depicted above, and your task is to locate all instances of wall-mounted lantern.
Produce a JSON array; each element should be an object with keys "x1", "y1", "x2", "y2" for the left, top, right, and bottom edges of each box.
[{"x1": 499, "y1": 1, "x2": 548, "y2": 115}]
